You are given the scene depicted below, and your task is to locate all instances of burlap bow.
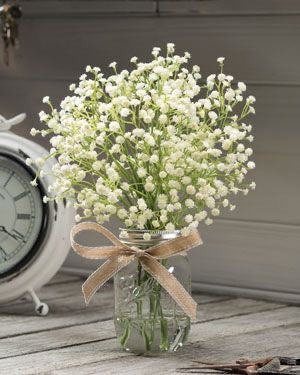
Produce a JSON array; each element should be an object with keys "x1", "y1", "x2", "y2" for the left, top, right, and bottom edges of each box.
[{"x1": 70, "y1": 222, "x2": 203, "y2": 320}]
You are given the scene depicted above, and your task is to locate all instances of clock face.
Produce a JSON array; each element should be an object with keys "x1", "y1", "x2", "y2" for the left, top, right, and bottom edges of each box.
[{"x1": 0, "y1": 155, "x2": 45, "y2": 278}]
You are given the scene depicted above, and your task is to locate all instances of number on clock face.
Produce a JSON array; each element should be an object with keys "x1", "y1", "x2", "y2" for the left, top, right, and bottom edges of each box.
[{"x1": 0, "y1": 156, "x2": 44, "y2": 277}]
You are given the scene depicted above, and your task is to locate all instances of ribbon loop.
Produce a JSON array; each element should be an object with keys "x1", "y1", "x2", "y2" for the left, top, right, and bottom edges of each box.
[{"x1": 70, "y1": 222, "x2": 203, "y2": 320}]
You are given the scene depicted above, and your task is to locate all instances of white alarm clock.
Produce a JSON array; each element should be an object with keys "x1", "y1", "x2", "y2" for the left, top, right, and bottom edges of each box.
[{"x1": 0, "y1": 113, "x2": 74, "y2": 315}]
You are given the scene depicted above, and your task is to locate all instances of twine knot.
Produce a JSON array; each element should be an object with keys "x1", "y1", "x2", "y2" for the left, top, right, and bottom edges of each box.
[{"x1": 131, "y1": 246, "x2": 145, "y2": 258}]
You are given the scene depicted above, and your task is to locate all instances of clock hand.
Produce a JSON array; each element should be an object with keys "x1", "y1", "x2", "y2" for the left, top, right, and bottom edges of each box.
[
  {"x1": 0, "y1": 225, "x2": 9, "y2": 235},
  {"x1": 0, "y1": 245, "x2": 8, "y2": 260},
  {"x1": 0, "y1": 225, "x2": 23, "y2": 241}
]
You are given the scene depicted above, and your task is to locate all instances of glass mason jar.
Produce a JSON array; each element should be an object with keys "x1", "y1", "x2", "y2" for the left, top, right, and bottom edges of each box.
[{"x1": 114, "y1": 229, "x2": 191, "y2": 354}]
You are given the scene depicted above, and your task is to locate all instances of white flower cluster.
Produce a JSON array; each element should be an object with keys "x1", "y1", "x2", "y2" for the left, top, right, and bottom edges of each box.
[{"x1": 31, "y1": 44, "x2": 256, "y2": 236}]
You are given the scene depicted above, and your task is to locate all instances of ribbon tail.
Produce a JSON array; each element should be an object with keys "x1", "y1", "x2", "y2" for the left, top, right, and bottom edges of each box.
[
  {"x1": 82, "y1": 255, "x2": 133, "y2": 305},
  {"x1": 140, "y1": 255, "x2": 197, "y2": 320}
]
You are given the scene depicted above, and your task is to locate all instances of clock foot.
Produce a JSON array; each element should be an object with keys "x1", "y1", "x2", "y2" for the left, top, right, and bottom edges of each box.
[{"x1": 27, "y1": 289, "x2": 49, "y2": 316}]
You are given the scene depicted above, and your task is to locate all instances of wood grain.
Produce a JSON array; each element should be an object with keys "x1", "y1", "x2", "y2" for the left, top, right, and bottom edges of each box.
[
  {"x1": 47, "y1": 273, "x2": 82, "y2": 286},
  {"x1": 0, "y1": 304, "x2": 298, "y2": 374},
  {"x1": 0, "y1": 274, "x2": 298, "y2": 375},
  {"x1": 0, "y1": 274, "x2": 226, "y2": 338},
  {"x1": 0, "y1": 298, "x2": 282, "y2": 359},
  {"x1": 55, "y1": 324, "x2": 300, "y2": 375}
]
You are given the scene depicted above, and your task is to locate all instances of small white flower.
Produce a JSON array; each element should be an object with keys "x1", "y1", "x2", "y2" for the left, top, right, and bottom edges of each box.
[
  {"x1": 217, "y1": 57, "x2": 225, "y2": 64},
  {"x1": 120, "y1": 108, "x2": 130, "y2": 117},
  {"x1": 30, "y1": 128, "x2": 38, "y2": 136},
  {"x1": 117, "y1": 209, "x2": 127, "y2": 219},
  {"x1": 158, "y1": 114, "x2": 168, "y2": 124},
  {"x1": 137, "y1": 167, "x2": 147, "y2": 178},
  {"x1": 120, "y1": 230, "x2": 129, "y2": 238},
  {"x1": 185, "y1": 214, "x2": 193, "y2": 224},
  {"x1": 186, "y1": 185, "x2": 196, "y2": 195},
  {"x1": 144, "y1": 134, "x2": 155, "y2": 146},
  {"x1": 109, "y1": 121, "x2": 120, "y2": 132},
  {"x1": 121, "y1": 182, "x2": 130, "y2": 191},
  {"x1": 208, "y1": 111, "x2": 218, "y2": 121},
  {"x1": 152, "y1": 220, "x2": 160, "y2": 228},
  {"x1": 181, "y1": 227, "x2": 191, "y2": 236},
  {"x1": 109, "y1": 62, "x2": 117, "y2": 69},
  {"x1": 195, "y1": 211, "x2": 207, "y2": 221},
  {"x1": 150, "y1": 155, "x2": 159, "y2": 163},
  {"x1": 143, "y1": 233, "x2": 151, "y2": 241},
  {"x1": 159, "y1": 171, "x2": 167, "y2": 179},
  {"x1": 237, "y1": 144, "x2": 245, "y2": 152},
  {"x1": 167, "y1": 42, "x2": 175, "y2": 53},
  {"x1": 116, "y1": 136, "x2": 125, "y2": 144},
  {"x1": 166, "y1": 222, "x2": 175, "y2": 231},
  {"x1": 43, "y1": 196, "x2": 50, "y2": 203},
  {"x1": 42, "y1": 96, "x2": 50, "y2": 104},
  {"x1": 247, "y1": 95, "x2": 256, "y2": 104},
  {"x1": 238, "y1": 82, "x2": 247, "y2": 91},
  {"x1": 218, "y1": 73, "x2": 226, "y2": 82},
  {"x1": 130, "y1": 56, "x2": 138, "y2": 63},
  {"x1": 207, "y1": 74, "x2": 216, "y2": 82},
  {"x1": 185, "y1": 199, "x2": 195, "y2": 208},
  {"x1": 222, "y1": 139, "x2": 232, "y2": 150},
  {"x1": 205, "y1": 218, "x2": 213, "y2": 225},
  {"x1": 222, "y1": 199, "x2": 229, "y2": 207},
  {"x1": 225, "y1": 89, "x2": 235, "y2": 102},
  {"x1": 182, "y1": 176, "x2": 191, "y2": 185},
  {"x1": 217, "y1": 163, "x2": 226, "y2": 172},
  {"x1": 145, "y1": 182, "x2": 155, "y2": 192},
  {"x1": 138, "y1": 198, "x2": 147, "y2": 211},
  {"x1": 247, "y1": 161, "x2": 255, "y2": 169},
  {"x1": 211, "y1": 208, "x2": 220, "y2": 216},
  {"x1": 75, "y1": 214, "x2": 81, "y2": 222},
  {"x1": 92, "y1": 161, "x2": 102, "y2": 171}
]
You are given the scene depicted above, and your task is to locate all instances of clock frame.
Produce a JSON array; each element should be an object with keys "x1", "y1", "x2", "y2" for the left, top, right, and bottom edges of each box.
[{"x1": 0, "y1": 124, "x2": 74, "y2": 315}]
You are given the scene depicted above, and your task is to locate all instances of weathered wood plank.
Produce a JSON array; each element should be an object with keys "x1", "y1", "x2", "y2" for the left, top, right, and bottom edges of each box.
[
  {"x1": 0, "y1": 277, "x2": 224, "y2": 311},
  {"x1": 47, "y1": 272, "x2": 82, "y2": 286},
  {"x1": 0, "y1": 292, "x2": 113, "y2": 339},
  {"x1": 0, "y1": 301, "x2": 293, "y2": 373},
  {"x1": 0, "y1": 298, "x2": 281, "y2": 358},
  {"x1": 0, "y1": 286, "x2": 226, "y2": 338},
  {"x1": 0, "y1": 340, "x2": 131, "y2": 375},
  {"x1": 56, "y1": 324, "x2": 300, "y2": 375},
  {"x1": 0, "y1": 280, "x2": 87, "y2": 310},
  {"x1": 1, "y1": 15, "x2": 300, "y2": 83}
]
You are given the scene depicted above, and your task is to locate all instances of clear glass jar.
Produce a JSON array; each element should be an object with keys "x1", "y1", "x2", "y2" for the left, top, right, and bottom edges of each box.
[{"x1": 114, "y1": 229, "x2": 191, "y2": 354}]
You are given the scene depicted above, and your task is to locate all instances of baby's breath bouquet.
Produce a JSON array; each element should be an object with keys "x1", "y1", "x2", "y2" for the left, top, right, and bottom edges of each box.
[{"x1": 30, "y1": 43, "x2": 255, "y2": 353}]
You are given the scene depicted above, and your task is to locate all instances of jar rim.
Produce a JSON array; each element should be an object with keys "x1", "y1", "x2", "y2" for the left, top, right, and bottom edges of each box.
[
  {"x1": 119, "y1": 227, "x2": 181, "y2": 235},
  {"x1": 119, "y1": 227, "x2": 182, "y2": 245}
]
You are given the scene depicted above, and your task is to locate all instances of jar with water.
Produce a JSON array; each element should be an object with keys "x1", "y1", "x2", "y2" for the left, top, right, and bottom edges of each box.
[{"x1": 114, "y1": 229, "x2": 191, "y2": 353}]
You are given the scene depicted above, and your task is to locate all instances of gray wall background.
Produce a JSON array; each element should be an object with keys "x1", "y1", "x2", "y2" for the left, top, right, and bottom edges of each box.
[{"x1": 1, "y1": 0, "x2": 299, "y2": 301}]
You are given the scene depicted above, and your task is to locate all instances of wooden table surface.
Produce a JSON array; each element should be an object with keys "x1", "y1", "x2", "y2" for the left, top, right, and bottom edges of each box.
[{"x1": 0, "y1": 273, "x2": 299, "y2": 375}]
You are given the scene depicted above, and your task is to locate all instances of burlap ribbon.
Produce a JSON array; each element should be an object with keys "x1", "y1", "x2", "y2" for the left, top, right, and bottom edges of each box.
[{"x1": 70, "y1": 222, "x2": 203, "y2": 320}]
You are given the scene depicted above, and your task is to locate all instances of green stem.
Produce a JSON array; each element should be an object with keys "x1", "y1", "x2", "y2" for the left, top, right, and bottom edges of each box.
[{"x1": 120, "y1": 320, "x2": 131, "y2": 347}]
